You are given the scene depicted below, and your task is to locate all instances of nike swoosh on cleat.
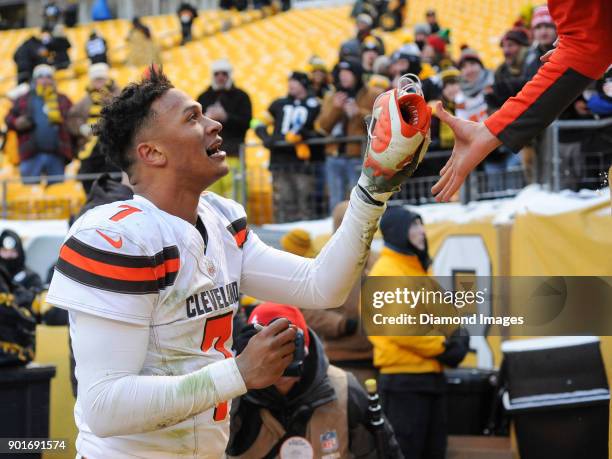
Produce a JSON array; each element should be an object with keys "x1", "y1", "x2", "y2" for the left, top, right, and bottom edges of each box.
[{"x1": 96, "y1": 230, "x2": 123, "y2": 249}]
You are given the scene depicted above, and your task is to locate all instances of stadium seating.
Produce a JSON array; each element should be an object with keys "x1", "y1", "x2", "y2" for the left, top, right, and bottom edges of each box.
[{"x1": 0, "y1": 1, "x2": 528, "y2": 220}]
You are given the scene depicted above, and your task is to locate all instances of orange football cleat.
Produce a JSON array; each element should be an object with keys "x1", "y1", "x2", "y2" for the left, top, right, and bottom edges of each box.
[{"x1": 359, "y1": 74, "x2": 432, "y2": 199}]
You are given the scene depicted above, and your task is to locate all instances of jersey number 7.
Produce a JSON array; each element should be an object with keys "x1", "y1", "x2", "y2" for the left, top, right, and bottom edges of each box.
[{"x1": 200, "y1": 312, "x2": 233, "y2": 421}]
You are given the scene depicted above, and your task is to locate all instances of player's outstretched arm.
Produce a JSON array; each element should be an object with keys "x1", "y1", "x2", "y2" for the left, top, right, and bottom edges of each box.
[
  {"x1": 74, "y1": 312, "x2": 294, "y2": 437},
  {"x1": 241, "y1": 77, "x2": 431, "y2": 309},
  {"x1": 430, "y1": 104, "x2": 501, "y2": 202},
  {"x1": 431, "y1": 0, "x2": 612, "y2": 202}
]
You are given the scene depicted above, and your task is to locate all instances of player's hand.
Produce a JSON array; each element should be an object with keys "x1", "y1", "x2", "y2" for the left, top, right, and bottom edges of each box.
[
  {"x1": 235, "y1": 318, "x2": 296, "y2": 389},
  {"x1": 430, "y1": 101, "x2": 501, "y2": 202}
]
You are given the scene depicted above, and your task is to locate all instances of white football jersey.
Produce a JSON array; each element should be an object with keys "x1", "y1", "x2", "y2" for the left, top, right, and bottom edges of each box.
[{"x1": 47, "y1": 192, "x2": 252, "y2": 458}]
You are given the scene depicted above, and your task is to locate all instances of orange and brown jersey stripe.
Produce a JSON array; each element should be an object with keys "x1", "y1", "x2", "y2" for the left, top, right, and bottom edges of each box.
[
  {"x1": 226, "y1": 217, "x2": 249, "y2": 248},
  {"x1": 56, "y1": 236, "x2": 180, "y2": 294}
]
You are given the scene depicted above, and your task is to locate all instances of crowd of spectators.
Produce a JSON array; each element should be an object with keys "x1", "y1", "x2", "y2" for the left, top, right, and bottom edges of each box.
[
  {"x1": 252, "y1": 2, "x2": 611, "y2": 217},
  {"x1": 3, "y1": 1, "x2": 612, "y2": 222}
]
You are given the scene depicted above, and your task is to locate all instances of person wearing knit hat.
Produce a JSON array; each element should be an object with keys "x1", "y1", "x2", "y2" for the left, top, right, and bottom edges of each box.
[
  {"x1": 361, "y1": 35, "x2": 383, "y2": 80},
  {"x1": 425, "y1": 8, "x2": 440, "y2": 34},
  {"x1": 368, "y1": 205, "x2": 469, "y2": 458},
  {"x1": 307, "y1": 55, "x2": 332, "y2": 99},
  {"x1": 280, "y1": 228, "x2": 314, "y2": 258},
  {"x1": 5, "y1": 62, "x2": 74, "y2": 183},
  {"x1": 356, "y1": 13, "x2": 373, "y2": 28},
  {"x1": 339, "y1": 12, "x2": 385, "y2": 62},
  {"x1": 67, "y1": 62, "x2": 121, "y2": 192},
  {"x1": 458, "y1": 45, "x2": 483, "y2": 70},
  {"x1": 413, "y1": 23, "x2": 431, "y2": 50},
  {"x1": 88, "y1": 62, "x2": 110, "y2": 81},
  {"x1": 228, "y1": 302, "x2": 404, "y2": 458},
  {"x1": 486, "y1": 27, "x2": 530, "y2": 111},
  {"x1": 288, "y1": 70, "x2": 311, "y2": 92},
  {"x1": 456, "y1": 44, "x2": 493, "y2": 121},
  {"x1": 523, "y1": 5, "x2": 557, "y2": 80},
  {"x1": 372, "y1": 54, "x2": 392, "y2": 79},
  {"x1": 197, "y1": 58, "x2": 252, "y2": 197},
  {"x1": 457, "y1": 45, "x2": 520, "y2": 193},
  {"x1": 421, "y1": 34, "x2": 447, "y2": 70},
  {"x1": 389, "y1": 43, "x2": 436, "y2": 89},
  {"x1": 430, "y1": 68, "x2": 460, "y2": 150},
  {"x1": 390, "y1": 43, "x2": 422, "y2": 81}
]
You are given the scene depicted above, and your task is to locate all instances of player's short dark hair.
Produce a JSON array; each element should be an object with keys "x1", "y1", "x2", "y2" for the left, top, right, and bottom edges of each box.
[{"x1": 95, "y1": 66, "x2": 173, "y2": 177}]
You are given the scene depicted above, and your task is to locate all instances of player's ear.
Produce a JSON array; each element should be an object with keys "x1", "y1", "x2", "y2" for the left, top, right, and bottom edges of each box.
[{"x1": 135, "y1": 142, "x2": 167, "y2": 168}]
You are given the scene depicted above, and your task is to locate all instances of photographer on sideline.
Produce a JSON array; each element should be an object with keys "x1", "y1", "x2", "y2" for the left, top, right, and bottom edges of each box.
[{"x1": 228, "y1": 303, "x2": 403, "y2": 459}]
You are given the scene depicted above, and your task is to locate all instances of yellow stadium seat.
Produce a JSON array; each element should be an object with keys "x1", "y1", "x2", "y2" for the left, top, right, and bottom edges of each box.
[
  {"x1": 0, "y1": 2, "x2": 526, "y2": 221},
  {"x1": 45, "y1": 180, "x2": 87, "y2": 216}
]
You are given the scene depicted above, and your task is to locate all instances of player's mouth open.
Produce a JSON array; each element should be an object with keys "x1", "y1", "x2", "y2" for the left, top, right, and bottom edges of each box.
[{"x1": 206, "y1": 138, "x2": 225, "y2": 158}]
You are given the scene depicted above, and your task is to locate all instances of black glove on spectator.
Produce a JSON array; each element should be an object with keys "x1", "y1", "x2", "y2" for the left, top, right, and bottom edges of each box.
[
  {"x1": 254, "y1": 125, "x2": 276, "y2": 149},
  {"x1": 436, "y1": 328, "x2": 470, "y2": 368},
  {"x1": 344, "y1": 318, "x2": 359, "y2": 336}
]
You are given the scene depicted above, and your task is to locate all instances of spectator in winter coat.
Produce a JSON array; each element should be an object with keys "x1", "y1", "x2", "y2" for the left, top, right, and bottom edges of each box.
[
  {"x1": 307, "y1": 55, "x2": 333, "y2": 100},
  {"x1": 0, "y1": 229, "x2": 43, "y2": 297},
  {"x1": 368, "y1": 206, "x2": 469, "y2": 459},
  {"x1": 13, "y1": 33, "x2": 50, "y2": 84},
  {"x1": 340, "y1": 13, "x2": 385, "y2": 62},
  {"x1": 430, "y1": 68, "x2": 460, "y2": 151},
  {"x1": 5, "y1": 64, "x2": 74, "y2": 182},
  {"x1": 315, "y1": 60, "x2": 383, "y2": 211},
  {"x1": 486, "y1": 26, "x2": 530, "y2": 110},
  {"x1": 587, "y1": 67, "x2": 612, "y2": 117},
  {"x1": 197, "y1": 59, "x2": 252, "y2": 198},
  {"x1": 522, "y1": 6, "x2": 557, "y2": 80},
  {"x1": 47, "y1": 24, "x2": 71, "y2": 70},
  {"x1": 255, "y1": 72, "x2": 323, "y2": 222},
  {"x1": 413, "y1": 23, "x2": 430, "y2": 51},
  {"x1": 425, "y1": 9, "x2": 440, "y2": 34},
  {"x1": 177, "y1": 2, "x2": 198, "y2": 45},
  {"x1": 85, "y1": 31, "x2": 108, "y2": 65},
  {"x1": 67, "y1": 63, "x2": 121, "y2": 192}
]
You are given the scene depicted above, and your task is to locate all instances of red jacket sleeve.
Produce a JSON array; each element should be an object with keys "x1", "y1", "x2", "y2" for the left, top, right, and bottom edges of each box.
[{"x1": 485, "y1": 0, "x2": 612, "y2": 151}]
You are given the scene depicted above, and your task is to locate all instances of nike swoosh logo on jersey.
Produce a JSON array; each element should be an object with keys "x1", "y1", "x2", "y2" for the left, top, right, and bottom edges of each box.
[{"x1": 96, "y1": 229, "x2": 123, "y2": 249}]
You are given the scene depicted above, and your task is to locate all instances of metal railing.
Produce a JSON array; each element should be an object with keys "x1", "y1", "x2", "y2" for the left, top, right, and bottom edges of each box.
[
  {"x1": 546, "y1": 117, "x2": 612, "y2": 192},
  {"x1": 236, "y1": 135, "x2": 458, "y2": 223},
  {"x1": 1, "y1": 118, "x2": 608, "y2": 222},
  {"x1": 0, "y1": 172, "x2": 122, "y2": 220}
]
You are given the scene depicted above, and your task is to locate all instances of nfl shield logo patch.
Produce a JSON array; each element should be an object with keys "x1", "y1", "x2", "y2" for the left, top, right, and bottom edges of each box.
[
  {"x1": 320, "y1": 430, "x2": 338, "y2": 454},
  {"x1": 204, "y1": 258, "x2": 216, "y2": 277}
]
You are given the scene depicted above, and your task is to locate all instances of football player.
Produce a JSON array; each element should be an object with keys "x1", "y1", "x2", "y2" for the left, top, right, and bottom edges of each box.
[{"x1": 46, "y1": 67, "x2": 430, "y2": 458}]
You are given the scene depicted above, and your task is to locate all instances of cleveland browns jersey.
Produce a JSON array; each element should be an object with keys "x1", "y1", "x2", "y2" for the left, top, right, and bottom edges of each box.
[{"x1": 47, "y1": 192, "x2": 251, "y2": 458}]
